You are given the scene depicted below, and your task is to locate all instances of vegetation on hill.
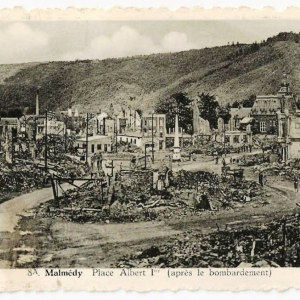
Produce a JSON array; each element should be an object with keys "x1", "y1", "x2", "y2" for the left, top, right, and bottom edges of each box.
[{"x1": 0, "y1": 32, "x2": 300, "y2": 117}]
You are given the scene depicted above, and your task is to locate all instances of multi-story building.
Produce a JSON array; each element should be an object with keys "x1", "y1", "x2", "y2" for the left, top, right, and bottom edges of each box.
[
  {"x1": 22, "y1": 114, "x2": 66, "y2": 140},
  {"x1": 0, "y1": 118, "x2": 20, "y2": 138},
  {"x1": 141, "y1": 114, "x2": 167, "y2": 150},
  {"x1": 250, "y1": 73, "x2": 297, "y2": 134},
  {"x1": 116, "y1": 108, "x2": 141, "y2": 133}
]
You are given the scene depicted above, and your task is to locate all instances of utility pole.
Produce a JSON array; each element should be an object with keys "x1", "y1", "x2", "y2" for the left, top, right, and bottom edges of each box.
[
  {"x1": 151, "y1": 112, "x2": 154, "y2": 162},
  {"x1": 86, "y1": 112, "x2": 89, "y2": 164},
  {"x1": 144, "y1": 144, "x2": 147, "y2": 169},
  {"x1": 64, "y1": 115, "x2": 68, "y2": 153},
  {"x1": 11, "y1": 130, "x2": 15, "y2": 165},
  {"x1": 114, "y1": 117, "x2": 118, "y2": 153},
  {"x1": 45, "y1": 110, "x2": 48, "y2": 172},
  {"x1": 101, "y1": 178, "x2": 104, "y2": 205},
  {"x1": 34, "y1": 117, "x2": 37, "y2": 141},
  {"x1": 64, "y1": 125, "x2": 67, "y2": 152},
  {"x1": 223, "y1": 120, "x2": 226, "y2": 156}
]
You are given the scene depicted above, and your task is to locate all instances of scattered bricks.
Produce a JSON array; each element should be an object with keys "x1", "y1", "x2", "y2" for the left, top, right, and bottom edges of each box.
[
  {"x1": 35, "y1": 168, "x2": 265, "y2": 225},
  {"x1": 238, "y1": 153, "x2": 270, "y2": 167},
  {"x1": 254, "y1": 159, "x2": 300, "y2": 182},
  {"x1": 116, "y1": 214, "x2": 300, "y2": 268},
  {"x1": 0, "y1": 160, "x2": 45, "y2": 199},
  {"x1": 138, "y1": 246, "x2": 160, "y2": 259}
]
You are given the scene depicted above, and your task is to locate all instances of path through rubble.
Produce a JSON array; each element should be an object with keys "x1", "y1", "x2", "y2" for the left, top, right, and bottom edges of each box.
[{"x1": 0, "y1": 180, "x2": 85, "y2": 233}]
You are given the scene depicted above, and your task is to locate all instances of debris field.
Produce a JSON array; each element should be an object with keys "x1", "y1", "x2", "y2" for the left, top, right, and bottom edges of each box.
[
  {"x1": 35, "y1": 170, "x2": 268, "y2": 224},
  {"x1": 116, "y1": 214, "x2": 300, "y2": 268}
]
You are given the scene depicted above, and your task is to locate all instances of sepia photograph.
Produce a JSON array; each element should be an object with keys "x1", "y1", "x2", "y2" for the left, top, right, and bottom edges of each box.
[{"x1": 2, "y1": 15, "x2": 300, "y2": 272}]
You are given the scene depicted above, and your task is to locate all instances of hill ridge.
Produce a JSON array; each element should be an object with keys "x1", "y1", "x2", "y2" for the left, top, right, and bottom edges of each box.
[{"x1": 0, "y1": 32, "x2": 300, "y2": 116}]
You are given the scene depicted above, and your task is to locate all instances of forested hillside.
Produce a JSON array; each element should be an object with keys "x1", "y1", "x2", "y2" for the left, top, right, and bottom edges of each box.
[{"x1": 1, "y1": 32, "x2": 300, "y2": 115}]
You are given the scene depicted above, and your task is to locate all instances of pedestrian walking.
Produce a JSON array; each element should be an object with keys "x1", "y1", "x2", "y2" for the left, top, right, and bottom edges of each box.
[
  {"x1": 222, "y1": 157, "x2": 226, "y2": 167},
  {"x1": 258, "y1": 171, "x2": 264, "y2": 186},
  {"x1": 215, "y1": 156, "x2": 219, "y2": 164},
  {"x1": 294, "y1": 174, "x2": 299, "y2": 192}
]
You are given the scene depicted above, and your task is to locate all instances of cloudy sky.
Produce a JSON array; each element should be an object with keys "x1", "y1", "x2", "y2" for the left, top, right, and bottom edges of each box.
[
  {"x1": 0, "y1": 0, "x2": 298, "y2": 10},
  {"x1": 2, "y1": 20, "x2": 300, "y2": 64}
]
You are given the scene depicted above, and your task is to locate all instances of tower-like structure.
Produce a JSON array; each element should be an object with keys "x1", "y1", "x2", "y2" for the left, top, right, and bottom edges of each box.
[
  {"x1": 172, "y1": 113, "x2": 181, "y2": 161},
  {"x1": 278, "y1": 72, "x2": 290, "y2": 96},
  {"x1": 36, "y1": 89, "x2": 39, "y2": 116}
]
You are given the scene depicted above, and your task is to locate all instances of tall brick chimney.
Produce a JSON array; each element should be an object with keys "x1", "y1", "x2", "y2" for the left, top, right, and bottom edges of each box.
[{"x1": 36, "y1": 89, "x2": 39, "y2": 116}]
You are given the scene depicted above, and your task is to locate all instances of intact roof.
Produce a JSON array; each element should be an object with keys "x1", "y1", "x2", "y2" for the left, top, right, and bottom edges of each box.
[
  {"x1": 230, "y1": 107, "x2": 251, "y2": 119},
  {"x1": 0, "y1": 118, "x2": 20, "y2": 125},
  {"x1": 251, "y1": 94, "x2": 297, "y2": 115},
  {"x1": 240, "y1": 117, "x2": 254, "y2": 124},
  {"x1": 76, "y1": 135, "x2": 111, "y2": 142},
  {"x1": 251, "y1": 96, "x2": 280, "y2": 115},
  {"x1": 119, "y1": 132, "x2": 142, "y2": 138}
]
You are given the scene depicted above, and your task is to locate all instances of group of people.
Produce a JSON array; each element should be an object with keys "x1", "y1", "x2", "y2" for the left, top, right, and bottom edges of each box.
[
  {"x1": 239, "y1": 144, "x2": 253, "y2": 153},
  {"x1": 215, "y1": 156, "x2": 227, "y2": 167}
]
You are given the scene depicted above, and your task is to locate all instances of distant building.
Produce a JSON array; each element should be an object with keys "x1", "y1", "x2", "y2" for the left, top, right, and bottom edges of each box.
[
  {"x1": 89, "y1": 112, "x2": 109, "y2": 135},
  {"x1": 76, "y1": 135, "x2": 112, "y2": 154},
  {"x1": 103, "y1": 118, "x2": 115, "y2": 136},
  {"x1": 250, "y1": 73, "x2": 297, "y2": 134},
  {"x1": 224, "y1": 128, "x2": 252, "y2": 147},
  {"x1": 0, "y1": 118, "x2": 20, "y2": 138},
  {"x1": 141, "y1": 114, "x2": 167, "y2": 150},
  {"x1": 116, "y1": 107, "x2": 141, "y2": 133},
  {"x1": 23, "y1": 115, "x2": 66, "y2": 140},
  {"x1": 229, "y1": 106, "x2": 252, "y2": 131},
  {"x1": 60, "y1": 107, "x2": 79, "y2": 118},
  {"x1": 117, "y1": 132, "x2": 143, "y2": 147}
]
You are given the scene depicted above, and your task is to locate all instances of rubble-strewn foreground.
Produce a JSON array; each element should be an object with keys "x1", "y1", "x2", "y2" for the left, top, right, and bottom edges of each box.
[{"x1": 116, "y1": 214, "x2": 300, "y2": 268}]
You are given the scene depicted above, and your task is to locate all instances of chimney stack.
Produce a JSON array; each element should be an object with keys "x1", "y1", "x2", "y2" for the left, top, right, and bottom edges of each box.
[{"x1": 36, "y1": 89, "x2": 39, "y2": 116}]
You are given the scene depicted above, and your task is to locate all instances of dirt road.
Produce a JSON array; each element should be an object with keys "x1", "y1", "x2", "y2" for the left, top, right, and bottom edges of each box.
[{"x1": 0, "y1": 180, "x2": 84, "y2": 233}]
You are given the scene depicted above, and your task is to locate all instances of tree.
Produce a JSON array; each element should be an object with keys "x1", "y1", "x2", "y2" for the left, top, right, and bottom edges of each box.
[
  {"x1": 197, "y1": 93, "x2": 219, "y2": 129},
  {"x1": 243, "y1": 94, "x2": 256, "y2": 107},
  {"x1": 156, "y1": 92, "x2": 193, "y2": 134},
  {"x1": 231, "y1": 100, "x2": 240, "y2": 108},
  {"x1": 7, "y1": 108, "x2": 23, "y2": 118},
  {"x1": 231, "y1": 95, "x2": 256, "y2": 109},
  {"x1": 217, "y1": 104, "x2": 231, "y2": 124}
]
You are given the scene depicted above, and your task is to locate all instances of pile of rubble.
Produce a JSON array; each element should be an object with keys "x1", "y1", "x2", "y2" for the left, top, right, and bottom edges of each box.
[
  {"x1": 35, "y1": 135, "x2": 75, "y2": 160},
  {"x1": 0, "y1": 153, "x2": 87, "y2": 203},
  {"x1": 46, "y1": 155, "x2": 88, "y2": 178},
  {"x1": 116, "y1": 214, "x2": 300, "y2": 268},
  {"x1": 172, "y1": 170, "x2": 265, "y2": 209},
  {"x1": 254, "y1": 159, "x2": 300, "y2": 180},
  {"x1": 36, "y1": 170, "x2": 266, "y2": 224},
  {"x1": 116, "y1": 142, "x2": 141, "y2": 154},
  {"x1": 0, "y1": 160, "x2": 46, "y2": 201},
  {"x1": 238, "y1": 153, "x2": 270, "y2": 166},
  {"x1": 252, "y1": 135, "x2": 277, "y2": 151}
]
